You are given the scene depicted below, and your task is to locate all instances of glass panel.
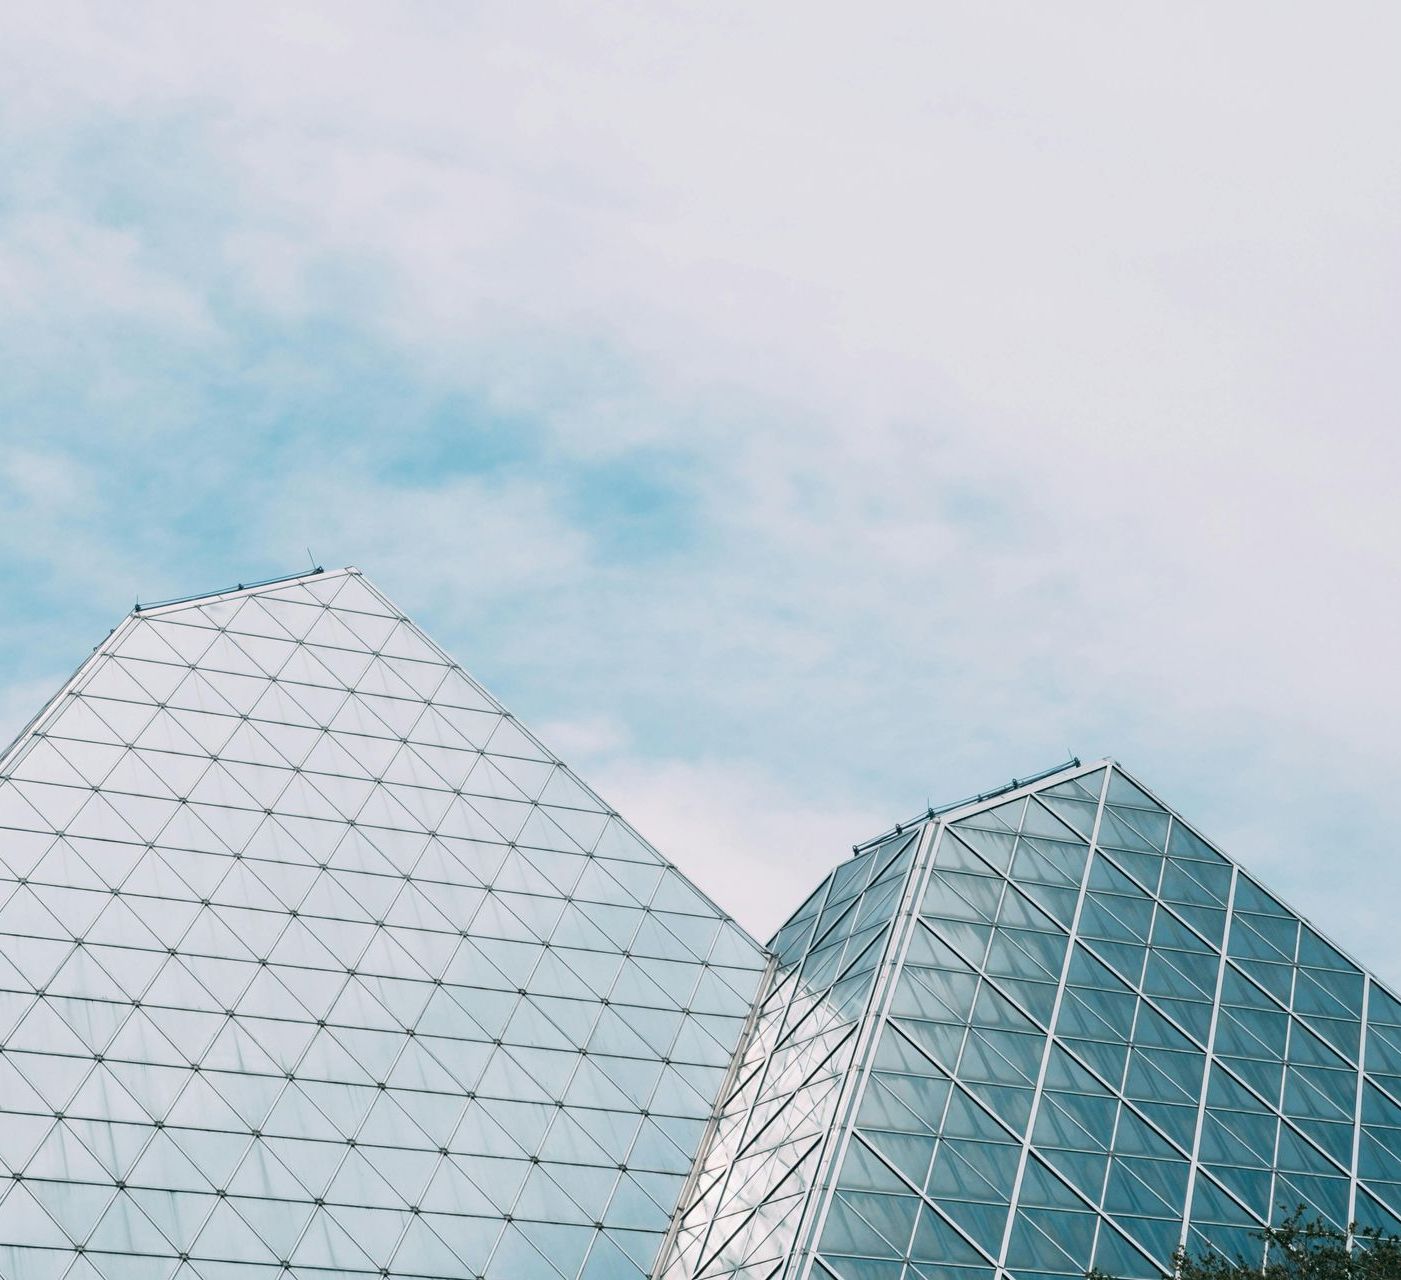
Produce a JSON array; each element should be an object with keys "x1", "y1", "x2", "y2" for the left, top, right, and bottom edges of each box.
[
  {"x1": 9, "y1": 590, "x2": 1398, "y2": 1280},
  {"x1": 0, "y1": 571, "x2": 769, "y2": 1280}
]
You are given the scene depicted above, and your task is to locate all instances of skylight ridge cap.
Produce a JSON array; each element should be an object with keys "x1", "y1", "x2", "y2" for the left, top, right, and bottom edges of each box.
[
  {"x1": 132, "y1": 565, "x2": 347, "y2": 618},
  {"x1": 849, "y1": 755, "x2": 1089, "y2": 857}
]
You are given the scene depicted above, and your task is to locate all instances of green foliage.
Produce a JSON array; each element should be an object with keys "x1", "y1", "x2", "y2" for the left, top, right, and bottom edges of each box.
[{"x1": 1086, "y1": 1208, "x2": 1401, "y2": 1280}]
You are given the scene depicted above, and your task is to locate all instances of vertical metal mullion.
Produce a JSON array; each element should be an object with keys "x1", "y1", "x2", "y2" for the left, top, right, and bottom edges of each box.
[
  {"x1": 993, "y1": 764, "x2": 1111, "y2": 1276},
  {"x1": 934, "y1": 799, "x2": 1032, "y2": 1167},
  {"x1": 1089, "y1": 929, "x2": 1149, "y2": 1269},
  {"x1": 687, "y1": 874, "x2": 837, "y2": 1277},
  {"x1": 1179, "y1": 860, "x2": 1239, "y2": 1250},
  {"x1": 1263, "y1": 917, "x2": 1303, "y2": 1268},
  {"x1": 786, "y1": 819, "x2": 942, "y2": 1280},
  {"x1": 1348, "y1": 974, "x2": 1371, "y2": 1244}
]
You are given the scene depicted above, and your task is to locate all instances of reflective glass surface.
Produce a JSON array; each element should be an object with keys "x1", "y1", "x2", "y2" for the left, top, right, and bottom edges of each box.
[
  {"x1": 4, "y1": 577, "x2": 1401, "y2": 1280},
  {"x1": 658, "y1": 830, "x2": 920, "y2": 1279},
  {"x1": 0, "y1": 569, "x2": 767, "y2": 1279},
  {"x1": 666, "y1": 763, "x2": 1401, "y2": 1280}
]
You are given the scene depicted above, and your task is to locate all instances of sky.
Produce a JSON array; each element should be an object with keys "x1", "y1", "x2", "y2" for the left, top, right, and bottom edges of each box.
[{"x1": 1, "y1": 4, "x2": 1399, "y2": 973}]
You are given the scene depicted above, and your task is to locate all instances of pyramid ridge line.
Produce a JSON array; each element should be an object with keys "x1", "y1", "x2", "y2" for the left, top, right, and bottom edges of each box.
[
  {"x1": 839, "y1": 750, "x2": 1399, "y2": 1013},
  {"x1": 1105, "y1": 756, "x2": 1401, "y2": 1009},
  {"x1": 10, "y1": 563, "x2": 769, "y2": 955},
  {"x1": 346, "y1": 571, "x2": 767, "y2": 950}
]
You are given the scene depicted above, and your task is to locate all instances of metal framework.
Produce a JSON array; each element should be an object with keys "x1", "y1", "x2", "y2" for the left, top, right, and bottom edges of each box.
[
  {"x1": 1, "y1": 567, "x2": 1400, "y2": 1280},
  {"x1": 657, "y1": 761, "x2": 1401, "y2": 1280},
  {"x1": 0, "y1": 567, "x2": 768, "y2": 1279}
]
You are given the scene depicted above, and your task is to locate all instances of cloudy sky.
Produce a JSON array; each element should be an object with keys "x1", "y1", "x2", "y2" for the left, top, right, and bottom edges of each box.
[{"x1": 2, "y1": 4, "x2": 1398, "y2": 971}]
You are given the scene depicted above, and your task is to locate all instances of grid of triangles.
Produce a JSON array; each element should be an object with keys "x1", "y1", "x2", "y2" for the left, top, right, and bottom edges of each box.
[
  {"x1": 802, "y1": 763, "x2": 1401, "y2": 1280},
  {"x1": 0, "y1": 568, "x2": 767, "y2": 1280},
  {"x1": 657, "y1": 829, "x2": 921, "y2": 1279}
]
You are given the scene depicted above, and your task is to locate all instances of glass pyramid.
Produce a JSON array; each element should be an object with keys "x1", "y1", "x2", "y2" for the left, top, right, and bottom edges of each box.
[
  {"x1": 5, "y1": 571, "x2": 1401, "y2": 1280},
  {"x1": 659, "y1": 760, "x2": 1401, "y2": 1280},
  {"x1": 0, "y1": 568, "x2": 767, "y2": 1280}
]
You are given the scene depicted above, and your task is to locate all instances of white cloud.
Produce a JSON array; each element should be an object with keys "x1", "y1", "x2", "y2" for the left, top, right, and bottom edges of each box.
[
  {"x1": 2, "y1": 2, "x2": 1401, "y2": 974},
  {"x1": 256, "y1": 470, "x2": 592, "y2": 621},
  {"x1": 582, "y1": 750, "x2": 888, "y2": 942},
  {"x1": 0, "y1": 213, "x2": 215, "y2": 334},
  {"x1": 534, "y1": 716, "x2": 632, "y2": 761},
  {"x1": 0, "y1": 450, "x2": 143, "y2": 592}
]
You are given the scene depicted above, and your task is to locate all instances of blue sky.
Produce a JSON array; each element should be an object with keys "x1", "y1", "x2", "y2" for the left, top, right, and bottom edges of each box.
[{"x1": 2, "y1": 4, "x2": 1400, "y2": 970}]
